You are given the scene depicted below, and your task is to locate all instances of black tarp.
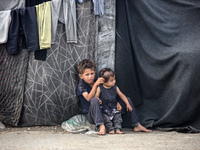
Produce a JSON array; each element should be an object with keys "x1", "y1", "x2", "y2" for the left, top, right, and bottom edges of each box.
[{"x1": 116, "y1": 0, "x2": 200, "y2": 132}]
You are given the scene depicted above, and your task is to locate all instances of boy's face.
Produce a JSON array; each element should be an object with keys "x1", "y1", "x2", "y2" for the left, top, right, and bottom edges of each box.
[{"x1": 79, "y1": 68, "x2": 95, "y2": 85}]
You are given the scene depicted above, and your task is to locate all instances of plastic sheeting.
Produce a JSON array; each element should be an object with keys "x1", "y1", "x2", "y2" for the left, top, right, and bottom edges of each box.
[
  {"x1": 116, "y1": 0, "x2": 200, "y2": 131},
  {"x1": 61, "y1": 114, "x2": 96, "y2": 134}
]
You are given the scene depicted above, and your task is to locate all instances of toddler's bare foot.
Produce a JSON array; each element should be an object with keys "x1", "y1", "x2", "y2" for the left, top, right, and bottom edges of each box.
[
  {"x1": 116, "y1": 130, "x2": 124, "y2": 134},
  {"x1": 109, "y1": 130, "x2": 115, "y2": 134},
  {"x1": 97, "y1": 125, "x2": 106, "y2": 135},
  {"x1": 134, "y1": 124, "x2": 152, "y2": 132}
]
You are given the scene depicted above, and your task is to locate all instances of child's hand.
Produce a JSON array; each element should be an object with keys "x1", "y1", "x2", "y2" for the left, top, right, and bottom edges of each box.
[
  {"x1": 117, "y1": 102, "x2": 122, "y2": 111},
  {"x1": 95, "y1": 77, "x2": 105, "y2": 86},
  {"x1": 98, "y1": 98, "x2": 102, "y2": 104},
  {"x1": 126, "y1": 104, "x2": 133, "y2": 112}
]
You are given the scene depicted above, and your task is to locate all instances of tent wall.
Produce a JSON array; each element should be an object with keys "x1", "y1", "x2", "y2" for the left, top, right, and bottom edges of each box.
[
  {"x1": 0, "y1": 0, "x2": 116, "y2": 126},
  {"x1": 20, "y1": 1, "x2": 99, "y2": 126},
  {"x1": 3, "y1": 0, "x2": 200, "y2": 131},
  {"x1": 116, "y1": 0, "x2": 200, "y2": 131}
]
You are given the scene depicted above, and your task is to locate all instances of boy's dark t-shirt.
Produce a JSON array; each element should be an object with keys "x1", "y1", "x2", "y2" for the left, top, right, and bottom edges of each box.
[{"x1": 77, "y1": 79, "x2": 93, "y2": 114}]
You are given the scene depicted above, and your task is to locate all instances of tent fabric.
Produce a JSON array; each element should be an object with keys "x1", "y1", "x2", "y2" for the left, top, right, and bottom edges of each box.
[
  {"x1": 19, "y1": 1, "x2": 97, "y2": 126},
  {"x1": 0, "y1": 44, "x2": 29, "y2": 126},
  {"x1": 115, "y1": 0, "x2": 200, "y2": 131}
]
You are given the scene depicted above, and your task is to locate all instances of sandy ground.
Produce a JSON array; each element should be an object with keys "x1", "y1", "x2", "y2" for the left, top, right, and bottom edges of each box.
[{"x1": 0, "y1": 125, "x2": 200, "y2": 150}]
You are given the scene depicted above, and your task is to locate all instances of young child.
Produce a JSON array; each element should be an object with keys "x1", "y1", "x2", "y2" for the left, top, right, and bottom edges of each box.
[
  {"x1": 76, "y1": 59, "x2": 106, "y2": 135},
  {"x1": 95, "y1": 68, "x2": 133, "y2": 134},
  {"x1": 76, "y1": 59, "x2": 152, "y2": 135}
]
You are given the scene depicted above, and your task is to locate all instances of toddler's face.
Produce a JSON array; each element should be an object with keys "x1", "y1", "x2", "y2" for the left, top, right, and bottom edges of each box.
[
  {"x1": 79, "y1": 68, "x2": 95, "y2": 85},
  {"x1": 104, "y1": 75, "x2": 116, "y2": 88}
]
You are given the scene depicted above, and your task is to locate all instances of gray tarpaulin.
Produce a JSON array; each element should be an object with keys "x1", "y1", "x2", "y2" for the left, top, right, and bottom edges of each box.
[
  {"x1": 19, "y1": 1, "x2": 97, "y2": 126},
  {"x1": 116, "y1": 0, "x2": 200, "y2": 132}
]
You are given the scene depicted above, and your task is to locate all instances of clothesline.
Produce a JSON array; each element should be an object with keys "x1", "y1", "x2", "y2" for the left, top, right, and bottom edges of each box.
[{"x1": 0, "y1": 0, "x2": 104, "y2": 58}]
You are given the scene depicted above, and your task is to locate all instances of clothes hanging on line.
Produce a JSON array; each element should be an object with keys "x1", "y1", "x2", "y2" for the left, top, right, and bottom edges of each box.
[
  {"x1": 27, "y1": 0, "x2": 78, "y2": 44},
  {"x1": 0, "y1": 0, "x2": 25, "y2": 11},
  {"x1": 0, "y1": 10, "x2": 11, "y2": 44},
  {"x1": 26, "y1": 0, "x2": 50, "y2": 61},
  {"x1": 75, "y1": 0, "x2": 104, "y2": 15},
  {"x1": 57, "y1": 0, "x2": 77, "y2": 43},
  {"x1": 3, "y1": 0, "x2": 103, "y2": 57},
  {"x1": 6, "y1": 7, "x2": 40, "y2": 54},
  {"x1": 93, "y1": 0, "x2": 104, "y2": 16},
  {"x1": 26, "y1": 0, "x2": 51, "y2": 7},
  {"x1": 21, "y1": 7, "x2": 40, "y2": 51},
  {"x1": 6, "y1": 9, "x2": 22, "y2": 54},
  {"x1": 36, "y1": 1, "x2": 51, "y2": 50},
  {"x1": 34, "y1": 49, "x2": 47, "y2": 61},
  {"x1": 51, "y1": 0, "x2": 62, "y2": 44}
]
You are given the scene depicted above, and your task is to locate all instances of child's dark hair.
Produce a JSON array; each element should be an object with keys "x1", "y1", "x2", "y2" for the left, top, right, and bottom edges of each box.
[
  {"x1": 77, "y1": 59, "x2": 96, "y2": 74},
  {"x1": 99, "y1": 68, "x2": 115, "y2": 82}
]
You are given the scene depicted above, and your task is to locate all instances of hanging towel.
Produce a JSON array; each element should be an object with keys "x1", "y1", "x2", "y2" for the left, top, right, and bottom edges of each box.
[
  {"x1": 36, "y1": 1, "x2": 51, "y2": 50},
  {"x1": 93, "y1": 0, "x2": 104, "y2": 16},
  {"x1": 0, "y1": 10, "x2": 11, "y2": 44}
]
